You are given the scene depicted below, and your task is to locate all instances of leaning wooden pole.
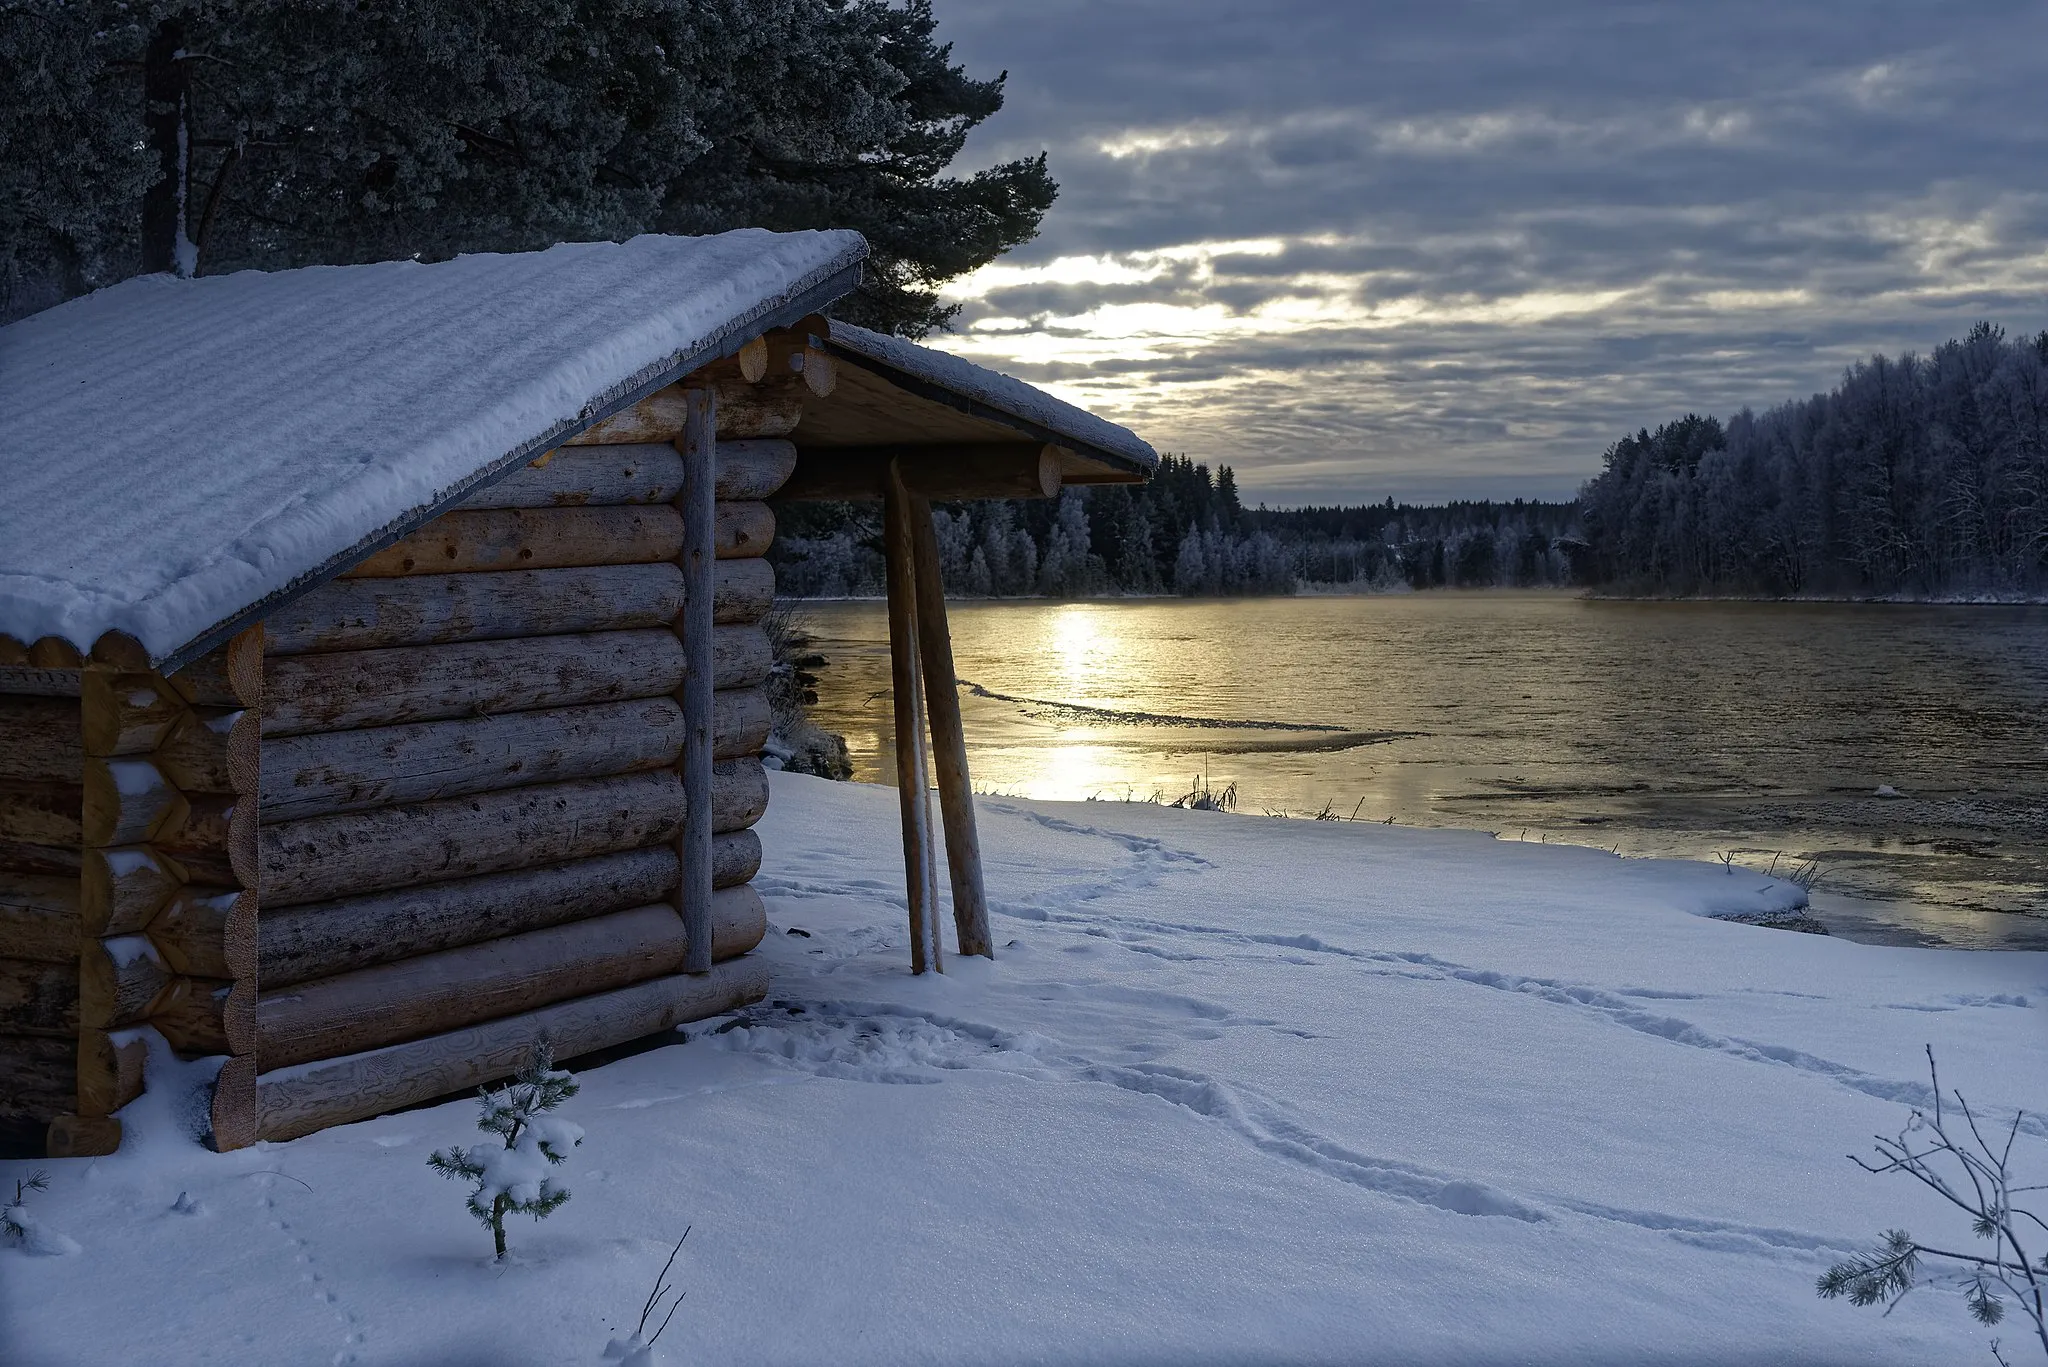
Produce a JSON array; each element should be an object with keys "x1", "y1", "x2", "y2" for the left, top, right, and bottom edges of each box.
[
  {"x1": 906, "y1": 493, "x2": 993, "y2": 958},
  {"x1": 883, "y1": 461, "x2": 941, "y2": 974},
  {"x1": 676, "y1": 387, "x2": 717, "y2": 973}
]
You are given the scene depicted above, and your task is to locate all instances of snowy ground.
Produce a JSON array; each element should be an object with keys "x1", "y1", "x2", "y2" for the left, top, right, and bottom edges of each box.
[{"x1": 5, "y1": 773, "x2": 2045, "y2": 1366}]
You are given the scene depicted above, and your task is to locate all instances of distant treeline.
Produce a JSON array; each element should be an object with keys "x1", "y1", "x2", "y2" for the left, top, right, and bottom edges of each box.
[
  {"x1": 1580, "y1": 323, "x2": 2048, "y2": 597},
  {"x1": 771, "y1": 456, "x2": 1582, "y2": 598}
]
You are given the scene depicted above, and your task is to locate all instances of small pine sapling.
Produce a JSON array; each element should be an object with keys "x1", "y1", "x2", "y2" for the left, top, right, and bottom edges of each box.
[
  {"x1": 1818, "y1": 1047, "x2": 2047, "y2": 1361},
  {"x1": 429, "y1": 1043, "x2": 584, "y2": 1260},
  {"x1": 2, "y1": 1170, "x2": 49, "y2": 1244}
]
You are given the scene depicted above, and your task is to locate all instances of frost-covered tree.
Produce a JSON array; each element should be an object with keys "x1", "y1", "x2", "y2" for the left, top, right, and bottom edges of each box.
[
  {"x1": 429, "y1": 1044, "x2": 583, "y2": 1261},
  {"x1": 0, "y1": 0, "x2": 1054, "y2": 332}
]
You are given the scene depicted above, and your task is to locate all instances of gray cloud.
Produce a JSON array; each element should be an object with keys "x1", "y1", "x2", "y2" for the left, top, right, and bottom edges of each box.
[{"x1": 925, "y1": 0, "x2": 2048, "y2": 503}]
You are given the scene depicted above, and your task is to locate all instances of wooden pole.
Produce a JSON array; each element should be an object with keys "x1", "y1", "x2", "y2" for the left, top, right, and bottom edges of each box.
[
  {"x1": 883, "y1": 461, "x2": 941, "y2": 974},
  {"x1": 906, "y1": 494, "x2": 993, "y2": 958},
  {"x1": 677, "y1": 387, "x2": 717, "y2": 973}
]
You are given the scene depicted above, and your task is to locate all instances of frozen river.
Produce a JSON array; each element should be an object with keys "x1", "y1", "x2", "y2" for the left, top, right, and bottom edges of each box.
[{"x1": 798, "y1": 592, "x2": 2048, "y2": 950}]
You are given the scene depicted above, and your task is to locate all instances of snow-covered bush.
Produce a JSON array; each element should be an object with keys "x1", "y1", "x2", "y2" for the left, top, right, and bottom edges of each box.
[
  {"x1": 1818, "y1": 1047, "x2": 2046, "y2": 1361},
  {"x1": 429, "y1": 1044, "x2": 583, "y2": 1261}
]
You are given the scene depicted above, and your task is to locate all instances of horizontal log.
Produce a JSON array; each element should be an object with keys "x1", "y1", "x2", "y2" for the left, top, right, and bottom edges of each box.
[
  {"x1": 47, "y1": 1112, "x2": 122, "y2": 1157},
  {"x1": 781, "y1": 443, "x2": 1064, "y2": 502},
  {"x1": 260, "y1": 697, "x2": 688, "y2": 821},
  {"x1": 713, "y1": 556, "x2": 775, "y2": 625},
  {"x1": 0, "y1": 839, "x2": 78, "y2": 878},
  {"x1": 259, "y1": 833, "x2": 764, "y2": 987},
  {"x1": 80, "y1": 934, "x2": 169, "y2": 1029},
  {"x1": 258, "y1": 764, "x2": 768, "y2": 907},
  {"x1": 265, "y1": 563, "x2": 683, "y2": 655},
  {"x1": 0, "y1": 955, "x2": 79, "y2": 1036},
  {"x1": 80, "y1": 671, "x2": 184, "y2": 757},
  {"x1": 0, "y1": 780, "x2": 81, "y2": 847},
  {"x1": 0, "y1": 666, "x2": 83, "y2": 698},
  {"x1": 77, "y1": 1027, "x2": 146, "y2": 1116},
  {"x1": 714, "y1": 687, "x2": 773, "y2": 761},
  {"x1": 0, "y1": 874, "x2": 79, "y2": 962},
  {"x1": 149, "y1": 886, "x2": 257, "y2": 980},
  {"x1": 167, "y1": 628, "x2": 265, "y2": 708},
  {"x1": 0, "y1": 697, "x2": 82, "y2": 782},
  {"x1": 260, "y1": 625, "x2": 771, "y2": 736},
  {"x1": 258, "y1": 889, "x2": 765, "y2": 1070},
  {"x1": 256, "y1": 956, "x2": 771, "y2": 1141},
  {"x1": 0, "y1": 1034, "x2": 75, "y2": 1125},
  {"x1": 257, "y1": 770, "x2": 681, "y2": 907},
  {"x1": 344, "y1": 506, "x2": 684, "y2": 578},
  {"x1": 154, "y1": 793, "x2": 258, "y2": 889},
  {"x1": 154, "y1": 708, "x2": 259, "y2": 795},
  {"x1": 152, "y1": 975, "x2": 254, "y2": 1057},
  {"x1": 81, "y1": 845, "x2": 180, "y2": 937},
  {"x1": 83, "y1": 759, "x2": 185, "y2": 847},
  {"x1": 715, "y1": 501, "x2": 775, "y2": 559},
  {"x1": 564, "y1": 379, "x2": 804, "y2": 445},
  {"x1": 458, "y1": 440, "x2": 800, "y2": 509}
]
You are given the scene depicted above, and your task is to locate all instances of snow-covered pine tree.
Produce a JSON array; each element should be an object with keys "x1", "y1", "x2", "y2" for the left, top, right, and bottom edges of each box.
[
  {"x1": 0, "y1": 0, "x2": 1054, "y2": 333},
  {"x1": 429, "y1": 1043, "x2": 584, "y2": 1261}
]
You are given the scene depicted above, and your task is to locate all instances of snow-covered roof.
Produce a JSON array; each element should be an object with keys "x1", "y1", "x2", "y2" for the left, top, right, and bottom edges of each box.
[
  {"x1": 0, "y1": 230, "x2": 865, "y2": 668},
  {"x1": 824, "y1": 322, "x2": 1157, "y2": 475}
]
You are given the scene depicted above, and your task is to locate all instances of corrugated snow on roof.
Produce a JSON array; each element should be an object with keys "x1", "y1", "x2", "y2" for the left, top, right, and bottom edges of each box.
[
  {"x1": 0, "y1": 229, "x2": 865, "y2": 664},
  {"x1": 824, "y1": 322, "x2": 1158, "y2": 473}
]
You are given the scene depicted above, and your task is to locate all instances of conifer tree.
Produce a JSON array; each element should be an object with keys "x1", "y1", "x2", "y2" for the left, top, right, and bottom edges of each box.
[{"x1": 429, "y1": 1044, "x2": 584, "y2": 1261}]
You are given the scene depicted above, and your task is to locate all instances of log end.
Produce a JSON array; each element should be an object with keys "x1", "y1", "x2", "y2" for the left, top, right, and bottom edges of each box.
[
  {"x1": 47, "y1": 1113, "x2": 123, "y2": 1158},
  {"x1": 210, "y1": 1054, "x2": 258, "y2": 1152}
]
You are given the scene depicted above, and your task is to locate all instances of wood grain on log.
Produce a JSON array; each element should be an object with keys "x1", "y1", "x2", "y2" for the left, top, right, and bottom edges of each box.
[
  {"x1": 81, "y1": 846, "x2": 180, "y2": 937},
  {"x1": 0, "y1": 697, "x2": 82, "y2": 783},
  {"x1": 0, "y1": 779, "x2": 82, "y2": 847},
  {"x1": 256, "y1": 957, "x2": 770, "y2": 1141},
  {"x1": 80, "y1": 934, "x2": 169, "y2": 1029},
  {"x1": 265, "y1": 563, "x2": 685, "y2": 655},
  {"x1": 167, "y1": 628, "x2": 264, "y2": 708},
  {"x1": 0, "y1": 955, "x2": 80, "y2": 1035},
  {"x1": 211, "y1": 1053, "x2": 258, "y2": 1151},
  {"x1": 151, "y1": 975, "x2": 254, "y2": 1057},
  {"x1": 80, "y1": 671, "x2": 183, "y2": 756},
  {"x1": 148, "y1": 886, "x2": 257, "y2": 980},
  {"x1": 0, "y1": 1034, "x2": 75, "y2": 1124},
  {"x1": 564, "y1": 379, "x2": 804, "y2": 445},
  {"x1": 259, "y1": 626, "x2": 771, "y2": 736},
  {"x1": 343, "y1": 507, "x2": 684, "y2": 578},
  {"x1": 712, "y1": 556, "x2": 775, "y2": 624},
  {"x1": 0, "y1": 873, "x2": 79, "y2": 962},
  {"x1": 714, "y1": 501, "x2": 775, "y2": 559},
  {"x1": 258, "y1": 690, "x2": 766, "y2": 821},
  {"x1": 81, "y1": 759, "x2": 185, "y2": 847},
  {"x1": 259, "y1": 844, "x2": 682, "y2": 987},
  {"x1": 457, "y1": 440, "x2": 798, "y2": 508},
  {"x1": 77, "y1": 1027, "x2": 146, "y2": 1115},
  {"x1": 46, "y1": 1113, "x2": 121, "y2": 1158},
  {"x1": 153, "y1": 793, "x2": 258, "y2": 890},
  {"x1": 0, "y1": 666, "x2": 83, "y2": 698},
  {"x1": 258, "y1": 889, "x2": 765, "y2": 1070},
  {"x1": 153, "y1": 708, "x2": 259, "y2": 795}
]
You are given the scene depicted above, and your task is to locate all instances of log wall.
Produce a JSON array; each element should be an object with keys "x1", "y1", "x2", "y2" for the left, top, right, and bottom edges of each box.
[
  {"x1": 243, "y1": 415, "x2": 794, "y2": 1143},
  {"x1": 0, "y1": 631, "x2": 262, "y2": 1156}
]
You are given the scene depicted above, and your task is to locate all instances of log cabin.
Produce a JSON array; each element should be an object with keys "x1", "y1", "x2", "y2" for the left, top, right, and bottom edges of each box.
[{"x1": 0, "y1": 229, "x2": 1156, "y2": 1158}]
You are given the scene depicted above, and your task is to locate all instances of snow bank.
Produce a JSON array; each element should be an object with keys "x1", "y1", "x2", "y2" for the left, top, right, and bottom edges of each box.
[
  {"x1": 2, "y1": 776, "x2": 2040, "y2": 1365},
  {"x1": 0, "y1": 230, "x2": 864, "y2": 663}
]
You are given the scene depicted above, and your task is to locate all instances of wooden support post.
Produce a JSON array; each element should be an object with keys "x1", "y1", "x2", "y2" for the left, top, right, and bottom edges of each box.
[
  {"x1": 883, "y1": 461, "x2": 942, "y2": 974},
  {"x1": 906, "y1": 493, "x2": 993, "y2": 959},
  {"x1": 677, "y1": 387, "x2": 717, "y2": 974}
]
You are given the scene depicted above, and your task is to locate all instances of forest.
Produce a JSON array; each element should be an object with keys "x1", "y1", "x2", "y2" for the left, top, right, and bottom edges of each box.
[
  {"x1": 770, "y1": 456, "x2": 1582, "y2": 597},
  {"x1": 775, "y1": 321, "x2": 2048, "y2": 602},
  {"x1": 1578, "y1": 323, "x2": 2048, "y2": 597}
]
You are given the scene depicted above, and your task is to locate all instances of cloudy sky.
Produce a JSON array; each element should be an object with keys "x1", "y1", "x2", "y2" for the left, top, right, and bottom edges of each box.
[{"x1": 923, "y1": 0, "x2": 2048, "y2": 504}]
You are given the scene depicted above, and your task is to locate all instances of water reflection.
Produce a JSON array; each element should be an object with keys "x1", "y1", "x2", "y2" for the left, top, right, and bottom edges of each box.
[{"x1": 798, "y1": 593, "x2": 2048, "y2": 950}]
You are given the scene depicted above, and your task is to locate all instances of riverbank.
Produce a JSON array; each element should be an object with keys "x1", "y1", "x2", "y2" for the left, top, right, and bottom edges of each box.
[{"x1": 5, "y1": 773, "x2": 2040, "y2": 1364}]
